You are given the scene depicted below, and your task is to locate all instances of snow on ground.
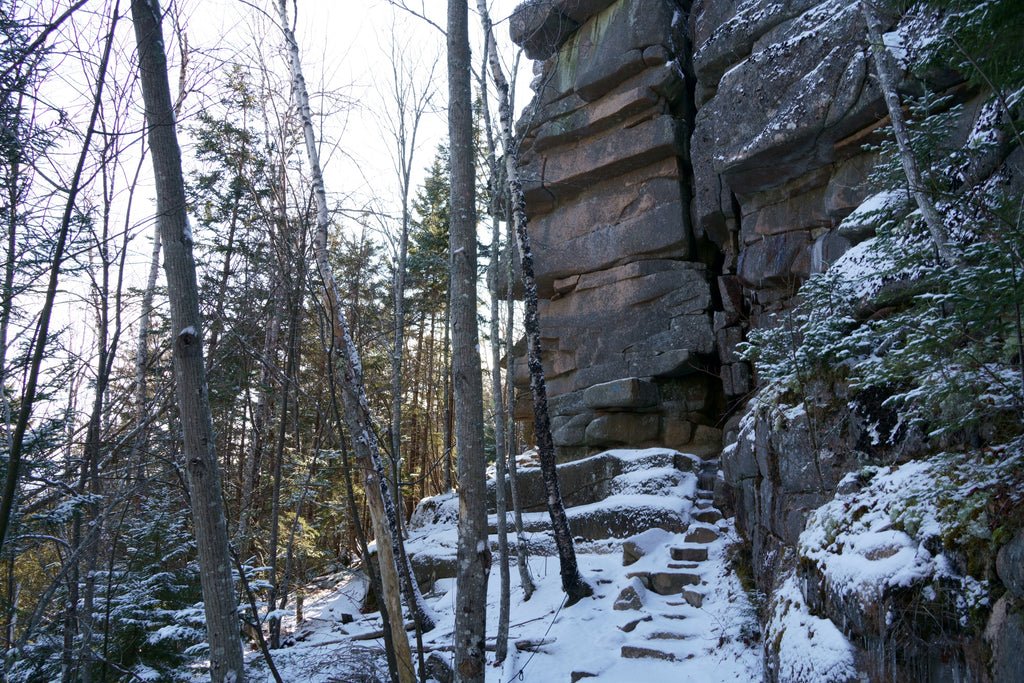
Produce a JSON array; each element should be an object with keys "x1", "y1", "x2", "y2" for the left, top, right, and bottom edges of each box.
[
  {"x1": 765, "y1": 570, "x2": 858, "y2": 683},
  {"x1": 242, "y1": 448, "x2": 764, "y2": 682}
]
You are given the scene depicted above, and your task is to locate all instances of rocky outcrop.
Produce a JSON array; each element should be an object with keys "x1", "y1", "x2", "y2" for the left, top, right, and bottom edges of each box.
[
  {"x1": 508, "y1": 0, "x2": 893, "y2": 460},
  {"x1": 510, "y1": 0, "x2": 731, "y2": 460},
  {"x1": 510, "y1": 1, "x2": 1022, "y2": 679},
  {"x1": 689, "y1": 0, "x2": 890, "y2": 329}
]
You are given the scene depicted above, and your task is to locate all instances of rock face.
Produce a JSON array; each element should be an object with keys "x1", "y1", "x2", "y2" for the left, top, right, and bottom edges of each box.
[
  {"x1": 509, "y1": 0, "x2": 1021, "y2": 680},
  {"x1": 508, "y1": 0, "x2": 918, "y2": 456},
  {"x1": 511, "y1": 0, "x2": 730, "y2": 460},
  {"x1": 509, "y1": 0, "x2": 890, "y2": 461}
]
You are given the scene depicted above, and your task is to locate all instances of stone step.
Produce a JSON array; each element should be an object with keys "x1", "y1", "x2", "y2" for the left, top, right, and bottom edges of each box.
[
  {"x1": 667, "y1": 561, "x2": 700, "y2": 570},
  {"x1": 648, "y1": 630, "x2": 688, "y2": 640},
  {"x1": 694, "y1": 507, "x2": 723, "y2": 524},
  {"x1": 621, "y1": 645, "x2": 676, "y2": 662},
  {"x1": 671, "y1": 545, "x2": 709, "y2": 562},
  {"x1": 684, "y1": 525, "x2": 719, "y2": 544},
  {"x1": 627, "y1": 570, "x2": 701, "y2": 595}
]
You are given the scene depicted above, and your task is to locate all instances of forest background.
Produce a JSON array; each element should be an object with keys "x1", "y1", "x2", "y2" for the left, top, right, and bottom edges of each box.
[{"x1": 0, "y1": 0, "x2": 531, "y2": 679}]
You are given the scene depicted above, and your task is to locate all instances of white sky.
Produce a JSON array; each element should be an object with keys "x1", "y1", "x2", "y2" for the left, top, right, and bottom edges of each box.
[{"x1": 179, "y1": 0, "x2": 530, "y2": 243}]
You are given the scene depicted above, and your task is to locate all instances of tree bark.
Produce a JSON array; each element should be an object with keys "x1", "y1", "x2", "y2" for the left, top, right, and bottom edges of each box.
[
  {"x1": 477, "y1": 0, "x2": 592, "y2": 606},
  {"x1": 477, "y1": 40, "x2": 511, "y2": 663},
  {"x1": 131, "y1": 1, "x2": 245, "y2": 680},
  {"x1": 442, "y1": 293, "x2": 454, "y2": 491},
  {"x1": 274, "y1": 2, "x2": 427, "y2": 679},
  {"x1": 449, "y1": 1, "x2": 489, "y2": 680},
  {"x1": 861, "y1": 1, "x2": 958, "y2": 267}
]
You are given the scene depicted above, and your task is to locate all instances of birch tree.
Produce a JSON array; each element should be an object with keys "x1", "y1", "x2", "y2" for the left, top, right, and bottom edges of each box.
[
  {"x1": 131, "y1": 0, "x2": 244, "y2": 680},
  {"x1": 476, "y1": 0, "x2": 592, "y2": 606},
  {"x1": 274, "y1": 2, "x2": 433, "y2": 679},
  {"x1": 504, "y1": 238, "x2": 535, "y2": 600},
  {"x1": 480, "y1": 81, "x2": 512, "y2": 664},
  {"x1": 861, "y1": 0, "x2": 958, "y2": 266}
]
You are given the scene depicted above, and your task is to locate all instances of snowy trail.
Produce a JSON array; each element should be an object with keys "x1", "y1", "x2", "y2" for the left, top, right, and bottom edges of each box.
[{"x1": 245, "y1": 451, "x2": 763, "y2": 682}]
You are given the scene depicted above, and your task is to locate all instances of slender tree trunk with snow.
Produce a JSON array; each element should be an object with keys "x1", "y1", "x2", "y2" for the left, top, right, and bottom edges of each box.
[
  {"x1": 131, "y1": 1, "x2": 244, "y2": 680},
  {"x1": 384, "y1": 46, "x2": 434, "y2": 530},
  {"x1": 478, "y1": 43, "x2": 512, "y2": 662},
  {"x1": 861, "y1": 0, "x2": 958, "y2": 266},
  {"x1": 275, "y1": 4, "x2": 431, "y2": 679},
  {"x1": 504, "y1": 238, "x2": 535, "y2": 600},
  {"x1": 132, "y1": 229, "x2": 160, "y2": 484},
  {"x1": 449, "y1": 1, "x2": 489, "y2": 680},
  {"x1": 489, "y1": 212, "x2": 513, "y2": 665},
  {"x1": 477, "y1": 0, "x2": 592, "y2": 606},
  {"x1": 391, "y1": 215, "x2": 409, "y2": 518}
]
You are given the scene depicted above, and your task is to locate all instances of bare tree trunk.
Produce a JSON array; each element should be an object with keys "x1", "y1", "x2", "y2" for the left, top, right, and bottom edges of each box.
[
  {"x1": 504, "y1": 238, "x2": 535, "y2": 600},
  {"x1": 384, "y1": 44, "x2": 435, "y2": 530},
  {"x1": 131, "y1": 2, "x2": 244, "y2": 680},
  {"x1": 443, "y1": 294, "x2": 454, "y2": 491},
  {"x1": 132, "y1": 228, "x2": 160, "y2": 485},
  {"x1": 477, "y1": 41, "x2": 512, "y2": 663},
  {"x1": 236, "y1": 300, "x2": 280, "y2": 554},
  {"x1": 861, "y1": 0, "x2": 958, "y2": 266},
  {"x1": 79, "y1": 127, "x2": 132, "y2": 682},
  {"x1": 449, "y1": 1, "x2": 489, "y2": 680},
  {"x1": 274, "y1": 3, "x2": 425, "y2": 679},
  {"x1": 477, "y1": 1, "x2": 592, "y2": 606},
  {"x1": 267, "y1": 297, "x2": 299, "y2": 649}
]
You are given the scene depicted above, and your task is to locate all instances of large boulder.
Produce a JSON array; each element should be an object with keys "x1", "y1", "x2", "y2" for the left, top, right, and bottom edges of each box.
[
  {"x1": 693, "y1": 0, "x2": 884, "y2": 193},
  {"x1": 510, "y1": 0, "x2": 619, "y2": 60}
]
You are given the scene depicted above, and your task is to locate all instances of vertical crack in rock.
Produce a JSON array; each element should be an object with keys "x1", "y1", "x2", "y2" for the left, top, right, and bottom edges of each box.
[{"x1": 509, "y1": 0, "x2": 723, "y2": 461}]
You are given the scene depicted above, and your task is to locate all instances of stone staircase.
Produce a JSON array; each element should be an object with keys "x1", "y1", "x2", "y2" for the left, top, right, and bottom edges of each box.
[
  {"x1": 601, "y1": 475, "x2": 731, "y2": 669},
  {"x1": 407, "y1": 447, "x2": 761, "y2": 681}
]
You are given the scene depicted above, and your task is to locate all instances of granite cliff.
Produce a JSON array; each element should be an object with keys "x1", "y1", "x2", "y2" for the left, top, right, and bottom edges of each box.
[{"x1": 508, "y1": 0, "x2": 1024, "y2": 680}]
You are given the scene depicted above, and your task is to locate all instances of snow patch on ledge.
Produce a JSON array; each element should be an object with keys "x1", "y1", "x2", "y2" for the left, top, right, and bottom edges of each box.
[
  {"x1": 799, "y1": 448, "x2": 1021, "y2": 615},
  {"x1": 767, "y1": 569, "x2": 859, "y2": 683}
]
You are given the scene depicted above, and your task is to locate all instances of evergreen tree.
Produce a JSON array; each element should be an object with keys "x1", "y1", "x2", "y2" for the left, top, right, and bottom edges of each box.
[
  {"x1": 408, "y1": 145, "x2": 451, "y2": 317},
  {"x1": 745, "y1": 0, "x2": 1024, "y2": 447}
]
